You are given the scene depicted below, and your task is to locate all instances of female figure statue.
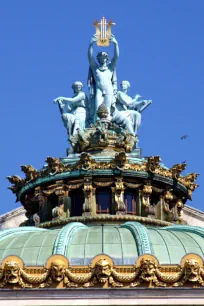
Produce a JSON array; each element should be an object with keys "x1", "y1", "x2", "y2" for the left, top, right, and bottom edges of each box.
[
  {"x1": 54, "y1": 81, "x2": 87, "y2": 138},
  {"x1": 111, "y1": 80, "x2": 152, "y2": 136}
]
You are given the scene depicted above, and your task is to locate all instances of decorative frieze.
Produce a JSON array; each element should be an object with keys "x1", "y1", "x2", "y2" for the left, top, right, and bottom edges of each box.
[{"x1": 1, "y1": 253, "x2": 204, "y2": 289}]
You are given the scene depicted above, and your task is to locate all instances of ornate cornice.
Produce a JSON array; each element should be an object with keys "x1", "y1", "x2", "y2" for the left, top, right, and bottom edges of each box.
[{"x1": 7, "y1": 154, "x2": 199, "y2": 201}]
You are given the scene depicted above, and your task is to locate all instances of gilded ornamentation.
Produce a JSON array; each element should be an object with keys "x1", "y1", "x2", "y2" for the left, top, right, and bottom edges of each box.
[
  {"x1": 176, "y1": 199, "x2": 184, "y2": 217},
  {"x1": 21, "y1": 165, "x2": 38, "y2": 181},
  {"x1": 68, "y1": 111, "x2": 137, "y2": 153},
  {"x1": 139, "y1": 258, "x2": 161, "y2": 284},
  {"x1": 0, "y1": 260, "x2": 29, "y2": 288},
  {"x1": 70, "y1": 129, "x2": 92, "y2": 153},
  {"x1": 141, "y1": 185, "x2": 152, "y2": 208},
  {"x1": 187, "y1": 184, "x2": 199, "y2": 200},
  {"x1": 124, "y1": 182, "x2": 142, "y2": 189},
  {"x1": 7, "y1": 154, "x2": 199, "y2": 208},
  {"x1": 7, "y1": 175, "x2": 24, "y2": 195},
  {"x1": 4, "y1": 261, "x2": 21, "y2": 284},
  {"x1": 173, "y1": 258, "x2": 204, "y2": 287},
  {"x1": 163, "y1": 190, "x2": 174, "y2": 202},
  {"x1": 20, "y1": 268, "x2": 50, "y2": 285},
  {"x1": 95, "y1": 258, "x2": 112, "y2": 283},
  {"x1": 45, "y1": 157, "x2": 65, "y2": 174},
  {"x1": 93, "y1": 180, "x2": 113, "y2": 187},
  {"x1": 38, "y1": 214, "x2": 172, "y2": 229},
  {"x1": 65, "y1": 182, "x2": 83, "y2": 190},
  {"x1": 50, "y1": 259, "x2": 66, "y2": 282},
  {"x1": 155, "y1": 266, "x2": 183, "y2": 284},
  {"x1": 111, "y1": 268, "x2": 139, "y2": 283},
  {"x1": 115, "y1": 178, "x2": 126, "y2": 213},
  {"x1": 162, "y1": 190, "x2": 174, "y2": 217},
  {"x1": 146, "y1": 156, "x2": 161, "y2": 173},
  {"x1": 1, "y1": 254, "x2": 204, "y2": 289},
  {"x1": 66, "y1": 269, "x2": 93, "y2": 285},
  {"x1": 115, "y1": 151, "x2": 127, "y2": 168},
  {"x1": 75, "y1": 152, "x2": 93, "y2": 170},
  {"x1": 184, "y1": 173, "x2": 199, "y2": 184},
  {"x1": 83, "y1": 177, "x2": 93, "y2": 213},
  {"x1": 170, "y1": 163, "x2": 187, "y2": 180},
  {"x1": 124, "y1": 134, "x2": 137, "y2": 153},
  {"x1": 184, "y1": 259, "x2": 202, "y2": 282}
]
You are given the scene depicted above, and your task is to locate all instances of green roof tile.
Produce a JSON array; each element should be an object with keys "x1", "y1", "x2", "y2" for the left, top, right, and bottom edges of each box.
[{"x1": 0, "y1": 222, "x2": 204, "y2": 266}]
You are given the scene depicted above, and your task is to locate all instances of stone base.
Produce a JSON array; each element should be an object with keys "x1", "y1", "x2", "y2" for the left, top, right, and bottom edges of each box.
[{"x1": 0, "y1": 288, "x2": 204, "y2": 305}]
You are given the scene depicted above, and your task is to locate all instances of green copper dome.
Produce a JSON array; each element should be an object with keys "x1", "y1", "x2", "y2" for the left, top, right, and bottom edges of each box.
[{"x1": 0, "y1": 222, "x2": 204, "y2": 266}]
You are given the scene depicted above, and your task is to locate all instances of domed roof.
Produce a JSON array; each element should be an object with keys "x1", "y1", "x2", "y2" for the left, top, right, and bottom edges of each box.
[{"x1": 0, "y1": 222, "x2": 204, "y2": 266}]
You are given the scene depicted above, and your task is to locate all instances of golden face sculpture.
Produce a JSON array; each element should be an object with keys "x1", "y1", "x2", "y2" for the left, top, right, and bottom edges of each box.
[
  {"x1": 140, "y1": 259, "x2": 156, "y2": 282},
  {"x1": 95, "y1": 259, "x2": 112, "y2": 283},
  {"x1": 51, "y1": 260, "x2": 66, "y2": 282},
  {"x1": 184, "y1": 259, "x2": 201, "y2": 282},
  {"x1": 4, "y1": 261, "x2": 21, "y2": 284}
]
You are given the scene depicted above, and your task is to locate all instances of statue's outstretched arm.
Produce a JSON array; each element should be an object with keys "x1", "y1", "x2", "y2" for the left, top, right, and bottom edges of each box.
[
  {"x1": 88, "y1": 35, "x2": 98, "y2": 68},
  {"x1": 131, "y1": 99, "x2": 152, "y2": 112},
  {"x1": 61, "y1": 92, "x2": 85, "y2": 104},
  {"x1": 110, "y1": 34, "x2": 119, "y2": 69}
]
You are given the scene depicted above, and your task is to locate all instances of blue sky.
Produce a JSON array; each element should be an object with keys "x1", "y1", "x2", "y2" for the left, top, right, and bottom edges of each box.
[{"x1": 0, "y1": 0, "x2": 203, "y2": 214}]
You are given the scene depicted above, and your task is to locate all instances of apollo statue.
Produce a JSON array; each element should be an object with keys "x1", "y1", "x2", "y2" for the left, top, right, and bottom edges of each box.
[{"x1": 87, "y1": 33, "x2": 119, "y2": 121}]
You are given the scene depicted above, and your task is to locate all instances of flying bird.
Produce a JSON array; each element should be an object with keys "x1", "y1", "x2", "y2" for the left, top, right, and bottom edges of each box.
[{"x1": 181, "y1": 135, "x2": 189, "y2": 140}]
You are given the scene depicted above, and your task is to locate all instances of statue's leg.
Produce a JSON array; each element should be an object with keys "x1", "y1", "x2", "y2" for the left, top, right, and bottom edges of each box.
[
  {"x1": 73, "y1": 108, "x2": 86, "y2": 135},
  {"x1": 73, "y1": 120, "x2": 80, "y2": 135},
  {"x1": 63, "y1": 114, "x2": 74, "y2": 138},
  {"x1": 133, "y1": 111, "x2": 141, "y2": 135},
  {"x1": 94, "y1": 90, "x2": 103, "y2": 122},
  {"x1": 61, "y1": 114, "x2": 68, "y2": 128},
  {"x1": 123, "y1": 119, "x2": 135, "y2": 136},
  {"x1": 103, "y1": 93, "x2": 114, "y2": 117}
]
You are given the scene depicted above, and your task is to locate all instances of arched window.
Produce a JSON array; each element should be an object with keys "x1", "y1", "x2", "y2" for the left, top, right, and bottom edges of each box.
[
  {"x1": 69, "y1": 189, "x2": 84, "y2": 217},
  {"x1": 124, "y1": 190, "x2": 137, "y2": 214},
  {"x1": 96, "y1": 188, "x2": 112, "y2": 214}
]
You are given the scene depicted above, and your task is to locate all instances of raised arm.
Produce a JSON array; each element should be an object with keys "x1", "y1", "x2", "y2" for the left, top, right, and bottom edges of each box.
[
  {"x1": 88, "y1": 35, "x2": 98, "y2": 68},
  {"x1": 55, "y1": 92, "x2": 85, "y2": 104},
  {"x1": 65, "y1": 92, "x2": 85, "y2": 104},
  {"x1": 109, "y1": 34, "x2": 119, "y2": 69}
]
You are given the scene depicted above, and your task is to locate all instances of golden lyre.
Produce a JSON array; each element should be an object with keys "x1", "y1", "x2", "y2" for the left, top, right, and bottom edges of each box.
[{"x1": 93, "y1": 17, "x2": 115, "y2": 47}]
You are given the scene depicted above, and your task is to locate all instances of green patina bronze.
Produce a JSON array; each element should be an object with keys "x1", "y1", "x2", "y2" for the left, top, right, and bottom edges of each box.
[{"x1": 0, "y1": 222, "x2": 204, "y2": 266}]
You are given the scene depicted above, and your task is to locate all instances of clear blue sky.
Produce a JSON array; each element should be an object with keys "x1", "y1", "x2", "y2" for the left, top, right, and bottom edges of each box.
[{"x1": 0, "y1": 0, "x2": 203, "y2": 215}]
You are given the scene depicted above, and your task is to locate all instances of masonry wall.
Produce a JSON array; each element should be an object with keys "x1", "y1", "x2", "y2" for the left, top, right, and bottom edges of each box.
[{"x1": 0, "y1": 207, "x2": 27, "y2": 229}]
